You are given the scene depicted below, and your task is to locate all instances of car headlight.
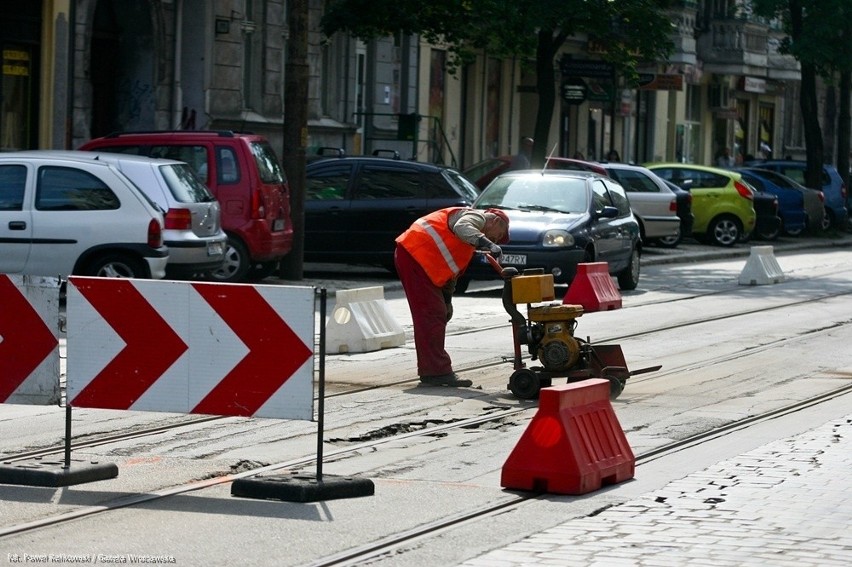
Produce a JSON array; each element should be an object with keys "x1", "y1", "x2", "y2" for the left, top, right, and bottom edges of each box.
[{"x1": 542, "y1": 229, "x2": 574, "y2": 247}]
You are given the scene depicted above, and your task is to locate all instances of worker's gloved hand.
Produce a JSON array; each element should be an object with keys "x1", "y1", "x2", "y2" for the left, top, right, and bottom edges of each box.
[{"x1": 477, "y1": 236, "x2": 502, "y2": 258}]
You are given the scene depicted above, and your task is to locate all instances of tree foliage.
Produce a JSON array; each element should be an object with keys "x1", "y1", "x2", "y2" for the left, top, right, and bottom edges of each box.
[
  {"x1": 751, "y1": 0, "x2": 852, "y2": 192},
  {"x1": 321, "y1": 0, "x2": 675, "y2": 164}
]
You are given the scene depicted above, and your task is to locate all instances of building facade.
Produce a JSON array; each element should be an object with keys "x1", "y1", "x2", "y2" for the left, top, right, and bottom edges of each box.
[{"x1": 0, "y1": 0, "x2": 837, "y2": 174}]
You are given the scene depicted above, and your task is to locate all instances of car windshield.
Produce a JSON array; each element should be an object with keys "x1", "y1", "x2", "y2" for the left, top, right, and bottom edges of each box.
[{"x1": 476, "y1": 175, "x2": 589, "y2": 213}]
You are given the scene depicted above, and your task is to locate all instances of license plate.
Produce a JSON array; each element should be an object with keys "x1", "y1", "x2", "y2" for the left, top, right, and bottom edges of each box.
[
  {"x1": 501, "y1": 254, "x2": 527, "y2": 265},
  {"x1": 273, "y1": 219, "x2": 285, "y2": 231},
  {"x1": 207, "y1": 242, "x2": 224, "y2": 257}
]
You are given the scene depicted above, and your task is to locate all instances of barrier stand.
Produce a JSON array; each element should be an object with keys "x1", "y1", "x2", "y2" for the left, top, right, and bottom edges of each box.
[
  {"x1": 326, "y1": 286, "x2": 405, "y2": 354},
  {"x1": 562, "y1": 262, "x2": 622, "y2": 312},
  {"x1": 0, "y1": 275, "x2": 118, "y2": 487},
  {"x1": 739, "y1": 245, "x2": 785, "y2": 286},
  {"x1": 231, "y1": 288, "x2": 375, "y2": 502},
  {"x1": 501, "y1": 379, "x2": 634, "y2": 495}
]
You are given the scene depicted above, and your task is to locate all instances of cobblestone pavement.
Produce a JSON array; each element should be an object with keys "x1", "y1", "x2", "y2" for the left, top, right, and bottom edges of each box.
[{"x1": 462, "y1": 416, "x2": 852, "y2": 567}]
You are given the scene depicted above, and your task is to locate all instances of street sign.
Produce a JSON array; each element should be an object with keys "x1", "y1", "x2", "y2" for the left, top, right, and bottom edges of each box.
[
  {"x1": 67, "y1": 278, "x2": 315, "y2": 420},
  {"x1": 562, "y1": 78, "x2": 588, "y2": 104},
  {"x1": 560, "y1": 57, "x2": 615, "y2": 79}
]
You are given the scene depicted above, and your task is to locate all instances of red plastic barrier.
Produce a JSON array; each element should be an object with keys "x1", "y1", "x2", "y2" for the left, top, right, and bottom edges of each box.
[
  {"x1": 562, "y1": 262, "x2": 622, "y2": 311},
  {"x1": 501, "y1": 379, "x2": 634, "y2": 495}
]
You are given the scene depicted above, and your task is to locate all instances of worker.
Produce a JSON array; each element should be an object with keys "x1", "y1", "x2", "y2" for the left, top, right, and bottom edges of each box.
[{"x1": 394, "y1": 207, "x2": 510, "y2": 387}]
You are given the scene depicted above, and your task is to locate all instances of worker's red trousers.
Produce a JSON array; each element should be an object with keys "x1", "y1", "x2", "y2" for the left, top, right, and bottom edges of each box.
[{"x1": 394, "y1": 244, "x2": 453, "y2": 377}]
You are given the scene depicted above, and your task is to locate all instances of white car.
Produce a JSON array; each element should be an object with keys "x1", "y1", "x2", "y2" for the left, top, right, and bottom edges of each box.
[
  {"x1": 0, "y1": 152, "x2": 169, "y2": 278},
  {"x1": 599, "y1": 162, "x2": 682, "y2": 244},
  {"x1": 62, "y1": 151, "x2": 227, "y2": 279}
]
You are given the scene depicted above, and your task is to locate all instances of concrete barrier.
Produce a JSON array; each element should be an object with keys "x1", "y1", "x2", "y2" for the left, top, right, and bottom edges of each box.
[
  {"x1": 739, "y1": 246, "x2": 785, "y2": 285},
  {"x1": 326, "y1": 286, "x2": 405, "y2": 354}
]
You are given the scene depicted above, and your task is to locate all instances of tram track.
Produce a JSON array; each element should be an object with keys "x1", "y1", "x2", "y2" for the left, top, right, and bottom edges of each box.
[
  {"x1": 7, "y1": 287, "x2": 852, "y2": 463},
  {"x1": 2, "y1": 379, "x2": 850, "y2": 557}
]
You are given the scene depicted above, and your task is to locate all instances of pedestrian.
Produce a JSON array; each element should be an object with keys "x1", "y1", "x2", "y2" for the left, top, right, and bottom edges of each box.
[
  {"x1": 716, "y1": 147, "x2": 735, "y2": 168},
  {"x1": 606, "y1": 149, "x2": 620, "y2": 162},
  {"x1": 509, "y1": 136, "x2": 534, "y2": 170},
  {"x1": 394, "y1": 207, "x2": 510, "y2": 387}
]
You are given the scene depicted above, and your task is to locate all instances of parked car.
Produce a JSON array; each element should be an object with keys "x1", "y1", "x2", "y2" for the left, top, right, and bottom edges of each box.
[
  {"x1": 596, "y1": 163, "x2": 681, "y2": 245},
  {"x1": 739, "y1": 167, "x2": 825, "y2": 234},
  {"x1": 744, "y1": 160, "x2": 848, "y2": 230},
  {"x1": 465, "y1": 157, "x2": 681, "y2": 246},
  {"x1": 463, "y1": 156, "x2": 513, "y2": 189},
  {"x1": 0, "y1": 152, "x2": 168, "y2": 278},
  {"x1": 459, "y1": 170, "x2": 641, "y2": 292},
  {"x1": 646, "y1": 164, "x2": 757, "y2": 247},
  {"x1": 735, "y1": 168, "x2": 809, "y2": 236},
  {"x1": 31, "y1": 151, "x2": 227, "y2": 279},
  {"x1": 747, "y1": 186, "x2": 782, "y2": 241},
  {"x1": 79, "y1": 130, "x2": 293, "y2": 282},
  {"x1": 659, "y1": 179, "x2": 695, "y2": 247},
  {"x1": 304, "y1": 156, "x2": 480, "y2": 270}
]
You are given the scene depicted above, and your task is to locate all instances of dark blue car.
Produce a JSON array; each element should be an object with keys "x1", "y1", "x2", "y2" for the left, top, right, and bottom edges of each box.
[
  {"x1": 744, "y1": 160, "x2": 848, "y2": 230},
  {"x1": 736, "y1": 168, "x2": 807, "y2": 236}
]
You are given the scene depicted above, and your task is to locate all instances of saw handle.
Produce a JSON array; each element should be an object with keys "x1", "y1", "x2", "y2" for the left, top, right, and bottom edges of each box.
[{"x1": 478, "y1": 251, "x2": 503, "y2": 274}]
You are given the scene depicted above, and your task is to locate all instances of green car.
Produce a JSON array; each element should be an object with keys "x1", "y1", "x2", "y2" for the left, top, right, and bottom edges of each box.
[{"x1": 646, "y1": 164, "x2": 757, "y2": 247}]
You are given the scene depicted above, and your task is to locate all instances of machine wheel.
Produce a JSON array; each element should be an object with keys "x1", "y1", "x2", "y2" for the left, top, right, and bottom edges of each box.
[
  {"x1": 508, "y1": 369, "x2": 541, "y2": 400},
  {"x1": 606, "y1": 374, "x2": 626, "y2": 400},
  {"x1": 654, "y1": 226, "x2": 682, "y2": 248}
]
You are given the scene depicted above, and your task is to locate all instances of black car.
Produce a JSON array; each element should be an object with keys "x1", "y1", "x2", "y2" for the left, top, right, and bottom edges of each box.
[
  {"x1": 459, "y1": 170, "x2": 641, "y2": 292},
  {"x1": 746, "y1": 184, "x2": 782, "y2": 241},
  {"x1": 304, "y1": 156, "x2": 480, "y2": 269},
  {"x1": 660, "y1": 179, "x2": 695, "y2": 247}
]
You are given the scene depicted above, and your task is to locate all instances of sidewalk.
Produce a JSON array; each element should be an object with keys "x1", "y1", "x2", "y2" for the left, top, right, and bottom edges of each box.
[{"x1": 462, "y1": 414, "x2": 852, "y2": 566}]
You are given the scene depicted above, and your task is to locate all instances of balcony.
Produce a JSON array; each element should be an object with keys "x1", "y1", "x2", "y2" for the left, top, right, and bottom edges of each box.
[{"x1": 696, "y1": 18, "x2": 770, "y2": 76}]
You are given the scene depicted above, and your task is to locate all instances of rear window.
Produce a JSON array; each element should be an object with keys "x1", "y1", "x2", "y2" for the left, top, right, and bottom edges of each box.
[
  {"x1": 250, "y1": 141, "x2": 286, "y2": 184},
  {"x1": 36, "y1": 166, "x2": 120, "y2": 211},
  {"x1": 353, "y1": 165, "x2": 431, "y2": 200},
  {"x1": 159, "y1": 163, "x2": 215, "y2": 203}
]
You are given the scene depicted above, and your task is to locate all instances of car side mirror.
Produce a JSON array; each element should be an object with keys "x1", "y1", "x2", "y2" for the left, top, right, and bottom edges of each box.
[{"x1": 595, "y1": 206, "x2": 619, "y2": 219}]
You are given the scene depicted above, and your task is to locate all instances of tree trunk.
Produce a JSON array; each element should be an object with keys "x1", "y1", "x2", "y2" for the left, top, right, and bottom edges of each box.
[
  {"x1": 800, "y1": 62, "x2": 824, "y2": 190},
  {"x1": 531, "y1": 29, "x2": 558, "y2": 168},
  {"x1": 278, "y1": 0, "x2": 309, "y2": 280}
]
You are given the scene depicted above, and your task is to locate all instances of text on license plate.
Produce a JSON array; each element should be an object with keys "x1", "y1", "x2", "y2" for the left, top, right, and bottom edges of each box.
[{"x1": 500, "y1": 254, "x2": 527, "y2": 265}]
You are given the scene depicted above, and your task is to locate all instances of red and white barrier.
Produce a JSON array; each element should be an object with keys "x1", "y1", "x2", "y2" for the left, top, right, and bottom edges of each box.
[
  {"x1": 66, "y1": 277, "x2": 315, "y2": 420},
  {"x1": 0, "y1": 275, "x2": 61, "y2": 405}
]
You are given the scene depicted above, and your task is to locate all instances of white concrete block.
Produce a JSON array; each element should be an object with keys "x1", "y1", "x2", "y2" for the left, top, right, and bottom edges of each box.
[
  {"x1": 326, "y1": 286, "x2": 405, "y2": 354},
  {"x1": 738, "y1": 246, "x2": 785, "y2": 285}
]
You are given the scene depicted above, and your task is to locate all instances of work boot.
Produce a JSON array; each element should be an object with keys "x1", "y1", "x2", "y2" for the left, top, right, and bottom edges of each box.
[{"x1": 419, "y1": 373, "x2": 473, "y2": 387}]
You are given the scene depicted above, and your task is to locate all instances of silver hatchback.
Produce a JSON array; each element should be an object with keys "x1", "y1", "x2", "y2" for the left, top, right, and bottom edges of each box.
[{"x1": 48, "y1": 151, "x2": 227, "y2": 278}]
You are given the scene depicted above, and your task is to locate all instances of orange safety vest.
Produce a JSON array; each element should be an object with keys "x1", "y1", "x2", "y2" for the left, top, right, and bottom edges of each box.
[{"x1": 396, "y1": 207, "x2": 477, "y2": 287}]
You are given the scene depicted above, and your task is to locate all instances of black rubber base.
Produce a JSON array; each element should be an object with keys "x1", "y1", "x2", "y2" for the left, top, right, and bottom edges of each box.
[
  {"x1": 231, "y1": 472, "x2": 375, "y2": 502},
  {"x1": 0, "y1": 458, "x2": 118, "y2": 487}
]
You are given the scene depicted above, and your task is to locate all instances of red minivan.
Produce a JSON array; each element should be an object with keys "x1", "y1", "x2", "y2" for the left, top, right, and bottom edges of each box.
[{"x1": 80, "y1": 130, "x2": 293, "y2": 282}]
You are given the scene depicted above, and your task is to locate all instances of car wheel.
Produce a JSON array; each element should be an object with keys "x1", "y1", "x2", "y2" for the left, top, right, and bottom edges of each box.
[
  {"x1": 708, "y1": 215, "x2": 741, "y2": 247},
  {"x1": 85, "y1": 253, "x2": 148, "y2": 278},
  {"x1": 211, "y1": 237, "x2": 251, "y2": 283},
  {"x1": 756, "y1": 223, "x2": 780, "y2": 241},
  {"x1": 821, "y1": 209, "x2": 832, "y2": 231},
  {"x1": 654, "y1": 226, "x2": 682, "y2": 248},
  {"x1": 783, "y1": 223, "x2": 804, "y2": 237},
  {"x1": 616, "y1": 247, "x2": 640, "y2": 291},
  {"x1": 247, "y1": 261, "x2": 278, "y2": 282}
]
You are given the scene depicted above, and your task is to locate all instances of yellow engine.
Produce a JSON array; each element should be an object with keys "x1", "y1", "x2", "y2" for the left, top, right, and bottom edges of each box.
[
  {"x1": 509, "y1": 272, "x2": 584, "y2": 372},
  {"x1": 525, "y1": 304, "x2": 583, "y2": 371}
]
